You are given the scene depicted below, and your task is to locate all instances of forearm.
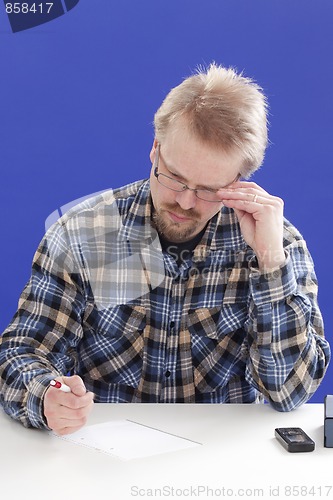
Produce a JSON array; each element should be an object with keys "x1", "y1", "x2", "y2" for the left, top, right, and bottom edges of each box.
[
  {"x1": 0, "y1": 349, "x2": 57, "y2": 428},
  {"x1": 246, "y1": 301, "x2": 329, "y2": 411},
  {"x1": 0, "y1": 319, "x2": 77, "y2": 428},
  {"x1": 246, "y1": 251, "x2": 330, "y2": 411},
  {"x1": 0, "y1": 222, "x2": 86, "y2": 427}
]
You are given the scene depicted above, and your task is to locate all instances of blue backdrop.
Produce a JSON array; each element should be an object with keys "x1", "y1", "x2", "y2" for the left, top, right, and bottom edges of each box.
[{"x1": 0, "y1": 0, "x2": 332, "y2": 402}]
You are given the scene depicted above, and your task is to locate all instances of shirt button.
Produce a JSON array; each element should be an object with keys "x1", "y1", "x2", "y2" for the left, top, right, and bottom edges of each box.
[{"x1": 165, "y1": 370, "x2": 171, "y2": 378}]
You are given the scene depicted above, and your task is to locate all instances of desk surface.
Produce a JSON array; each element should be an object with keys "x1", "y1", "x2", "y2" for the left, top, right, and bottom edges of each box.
[{"x1": 1, "y1": 403, "x2": 332, "y2": 500}]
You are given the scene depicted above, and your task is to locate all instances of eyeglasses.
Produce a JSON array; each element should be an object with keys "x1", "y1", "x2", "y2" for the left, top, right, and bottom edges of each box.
[{"x1": 153, "y1": 143, "x2": 240, "y2": 202}]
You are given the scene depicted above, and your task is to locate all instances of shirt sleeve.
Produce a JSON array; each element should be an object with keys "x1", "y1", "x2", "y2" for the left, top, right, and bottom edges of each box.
[
  {"x1": 245, "y1": 233, "x2": 331, "y2": 411},
  {"x1": 0, "y1": 220, "x2": 86, "y2": 428}
]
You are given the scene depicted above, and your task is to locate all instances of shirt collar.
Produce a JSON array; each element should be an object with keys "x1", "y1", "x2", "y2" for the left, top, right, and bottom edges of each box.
[
  {"x1": 117, "y1": 179, "x2": 156, "y2": 242},
  {"x1": 193, "y1": 209, "x2": 247, "y2": 262}
]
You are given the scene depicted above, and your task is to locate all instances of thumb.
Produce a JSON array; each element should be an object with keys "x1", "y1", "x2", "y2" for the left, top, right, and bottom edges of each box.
[{"x1": 62, "y1": 375, "x2": 87, "y2": 397}]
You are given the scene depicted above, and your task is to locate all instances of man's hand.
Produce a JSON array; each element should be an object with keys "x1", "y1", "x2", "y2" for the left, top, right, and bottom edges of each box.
[
  {"x1": 44, "y1": 375, "x2": 94, "y2": 435},
  {"x1": 218, "y1": 180, "x2": 285, "y2": 270}
]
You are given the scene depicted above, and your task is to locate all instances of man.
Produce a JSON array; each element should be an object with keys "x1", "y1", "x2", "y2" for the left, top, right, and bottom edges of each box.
[{"x1": 0, "y1": 63, "x2": 330, "y2": 435}]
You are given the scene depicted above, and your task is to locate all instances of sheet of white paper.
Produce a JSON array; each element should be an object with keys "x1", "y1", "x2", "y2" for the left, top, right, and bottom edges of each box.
[{"x1": 50, "y1": 419, "x2": 201, "y2": 460}]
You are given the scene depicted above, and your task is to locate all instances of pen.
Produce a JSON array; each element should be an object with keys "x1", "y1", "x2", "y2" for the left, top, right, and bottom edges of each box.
[{"x1": 49, "y1": 379, "x2": 71, "y2": 393}]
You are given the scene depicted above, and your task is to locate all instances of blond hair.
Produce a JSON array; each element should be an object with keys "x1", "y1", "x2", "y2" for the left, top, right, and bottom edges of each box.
[{"x1": 153, "y1": 63, "x2": 269, "y2": 177}]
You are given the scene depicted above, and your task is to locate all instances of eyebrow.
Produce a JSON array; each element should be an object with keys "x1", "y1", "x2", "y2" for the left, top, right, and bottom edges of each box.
[{"x1": 161, "y1": 154, "x2": 223, "y2": 191}]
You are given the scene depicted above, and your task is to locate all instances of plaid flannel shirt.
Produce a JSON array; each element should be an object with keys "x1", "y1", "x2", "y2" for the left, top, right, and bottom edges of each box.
[{"x1": 0, "y1": 179, "x2": 330, "y2": 428}]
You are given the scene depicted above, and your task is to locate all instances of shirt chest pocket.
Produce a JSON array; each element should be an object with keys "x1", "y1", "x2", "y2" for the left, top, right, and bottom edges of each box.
[
  {"x1": 187, "y1": 303, "x2": 247, "y2": 341},
  {"x1": 186, "y1": 304, "x2": 248, "y2": 393},
  {"x1": 187, "y1": 261, "x2": 250, "y2": 338},
  {"x1": 103, "y1": 304, "x2": 146, "y2": 341},
  {"x1": 86, "y1": 304, "x2": 146, "y2": 387}
]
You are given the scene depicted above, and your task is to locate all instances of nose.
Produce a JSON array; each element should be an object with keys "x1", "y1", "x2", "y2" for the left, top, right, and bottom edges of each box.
[{"x1": 174, "y1": 188, "x2": 197, "y2": 210}]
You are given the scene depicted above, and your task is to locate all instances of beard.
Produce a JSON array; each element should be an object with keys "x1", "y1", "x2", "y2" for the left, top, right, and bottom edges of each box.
[{"x1": 152, "y1": 204, "x2": 202, "y2": 243}]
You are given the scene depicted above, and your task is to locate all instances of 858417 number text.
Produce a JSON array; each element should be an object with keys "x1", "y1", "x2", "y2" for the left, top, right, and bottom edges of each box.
[{"x1": 5, "y1": 3, "x2": 54, "y2": 14}]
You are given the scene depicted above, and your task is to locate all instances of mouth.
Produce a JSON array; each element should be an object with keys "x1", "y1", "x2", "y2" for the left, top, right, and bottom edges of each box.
[{"x1": 167, "y1": 211, "x2": 193, "y2": 223}]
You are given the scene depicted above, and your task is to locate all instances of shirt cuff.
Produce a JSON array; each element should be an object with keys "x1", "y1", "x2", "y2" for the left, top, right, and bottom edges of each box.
[
  {"x1": 26, "y1": 374, "x2": 56, "y2": 430},
  {"x1": 249, "y1": 251, "x2": 297, "y2": 306}
]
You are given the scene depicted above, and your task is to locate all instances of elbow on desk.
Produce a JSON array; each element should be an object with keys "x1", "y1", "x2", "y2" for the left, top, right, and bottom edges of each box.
[
  {"x1": 259, "y1": 339, "x2": 331, "y2": 412},
  {"x1": 265, "y1": 385, "x2": 322, "y2": 412},
  {"x1": 266, "y1": 397, "x2": 305, "y2": 412}
]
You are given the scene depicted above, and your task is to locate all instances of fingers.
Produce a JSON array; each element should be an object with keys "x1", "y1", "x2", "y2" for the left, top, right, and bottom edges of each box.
[
  {"x1": 44, "y1": 375, "x2": 94, "y2": 435},
  {"x1": 62, "y1": 374, "x2": 87, "y2": 397},
  {"x1": 46, "y1": 400, "x2": 94, "y2": 436},
  {"x1": 47, "y1": 388, "x2": 94, "y2": 410},
  {"x1": 217, "y1": 181, "x2": 283, "y2": 213},
  {"x1": 218, "y1": 182, "x2": 284, "y2": 220}
]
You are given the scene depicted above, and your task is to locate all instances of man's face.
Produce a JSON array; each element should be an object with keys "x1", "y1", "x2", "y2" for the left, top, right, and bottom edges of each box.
[{"x1": 149, "y1": 125, "x2": 243, "y2": 243}]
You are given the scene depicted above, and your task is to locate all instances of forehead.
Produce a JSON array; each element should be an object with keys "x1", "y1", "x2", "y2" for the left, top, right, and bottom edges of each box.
[{"x1": 160, "y1": 124, "x2": 243, "y2": 187}]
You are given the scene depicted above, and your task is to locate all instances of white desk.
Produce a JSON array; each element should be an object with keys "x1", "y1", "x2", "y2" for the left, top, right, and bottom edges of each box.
[{"x1": 1, "y1": 403, "x2": 332, "y2": 500}]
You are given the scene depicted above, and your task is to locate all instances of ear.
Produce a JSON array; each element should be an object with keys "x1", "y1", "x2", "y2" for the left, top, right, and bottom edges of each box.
[{"x1": 149, "y1": 139, "x2": 159, "y2": 164}]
